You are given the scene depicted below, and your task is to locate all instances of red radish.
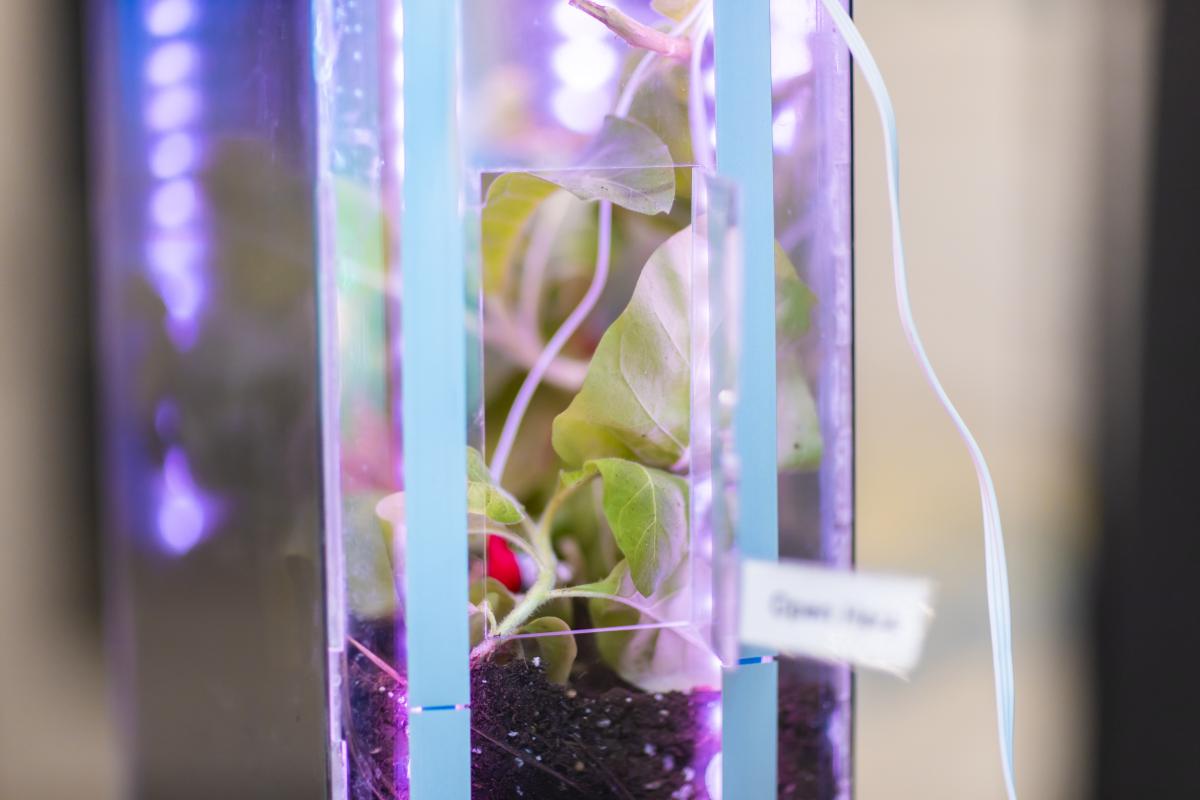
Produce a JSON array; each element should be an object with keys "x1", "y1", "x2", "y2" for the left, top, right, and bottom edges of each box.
[{"x1": 486, "y1": 535, "x2": 521, "y2": 592}]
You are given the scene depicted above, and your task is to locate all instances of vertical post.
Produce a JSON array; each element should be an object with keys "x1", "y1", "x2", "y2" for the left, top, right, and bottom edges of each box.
[
  {"x1": 713, "y1": 0, "x2": 779, "y2": 797},
  {"x1": 401, "y1": 1, "x2": 471, "y2": 798}
]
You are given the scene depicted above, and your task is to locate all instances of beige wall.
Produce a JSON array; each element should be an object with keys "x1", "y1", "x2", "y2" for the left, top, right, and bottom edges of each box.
[
  {"x1": 854, "y1": 0, "x2": 1157, "y2": 797},
  {"x1": 0, "y1": 3, "x2": 118, "y2": 798}
]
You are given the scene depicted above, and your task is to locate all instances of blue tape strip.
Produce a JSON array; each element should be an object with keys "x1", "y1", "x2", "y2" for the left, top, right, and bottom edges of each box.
[
  {"x1": 713, "y1": 1, "x2": 779, "y2": 797},
  {"x1": 815, "y1": 1, "x2": 1019, "y2": 796},
  {"x1": 401, "y1": 0, "x2": 471, "y2": 797},
  {"x1": 722, "y1": 660, "x2": 779, "y2": 798},
  {"x1": 409, "y1": 708, "x2": 471, "y2": 800}
]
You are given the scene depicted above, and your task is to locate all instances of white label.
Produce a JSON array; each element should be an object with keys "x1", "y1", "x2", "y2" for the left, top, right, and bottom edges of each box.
[{"x1": 739, "y1": 559, "x2": 934, "y2": 675}]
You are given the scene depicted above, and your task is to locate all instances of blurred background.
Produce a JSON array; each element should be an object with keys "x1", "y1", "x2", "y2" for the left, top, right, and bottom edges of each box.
[{"x1": 0, "y1": 0, "x2": 1191, "y2": 797}]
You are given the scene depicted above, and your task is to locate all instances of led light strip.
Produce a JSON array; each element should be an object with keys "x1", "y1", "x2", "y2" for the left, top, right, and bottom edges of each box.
[{"x1": 142, "y1": 0, "x2": 214, "y2": 556}]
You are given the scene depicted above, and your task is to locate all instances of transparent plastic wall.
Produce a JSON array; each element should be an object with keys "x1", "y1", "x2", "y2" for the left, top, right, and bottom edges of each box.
[
  {"x1": 770, "y1": 1, "x2": 854, "y2": 798},
  {"x1": 88, "y1": 2, "x2": 850, "y2": 798},
  {"x1": 90, "y1": 1, "x2": 328, "y2": 797},
  {"x1": 319, "y1": 2, "x2": 852, "y2": 800}
]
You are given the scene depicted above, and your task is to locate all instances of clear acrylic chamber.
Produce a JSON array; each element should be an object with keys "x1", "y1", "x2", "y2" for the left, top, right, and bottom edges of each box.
[
  {"x1": 91, "y1": 1, "x2": 850, "y2": 799},
  {"x1": 321, "y1": 2, "x2": 850, "y2": 798}
]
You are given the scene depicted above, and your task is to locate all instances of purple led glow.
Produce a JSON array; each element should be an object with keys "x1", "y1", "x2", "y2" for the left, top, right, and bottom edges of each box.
[
  {"x1": 552, "y1": 40, "x2": 617, "y2": 92},
  {"x1": 552, "y1": 1, "x2": 606, "y2": 38},
  {"x1": 150, "y1": 179, "x2": 199, "y2": 228},
  {"x1": 153, "y1": 400, "x2": 180, "y2": 439},
  {"x1": 550, "y1": 2, "x2": 616, "y2": 134},
  {"x1": 551, "y1": 86, "x2": 609, "y2": 134},
  {"x1": 142, "y1": 0, "x2": 211, "y2": 552},
  {"x1": 157, "y1": 447, "x2": 208, "y2": 554},
  {"x1": 146, "y1": 0, "x2": 196, "y2": 38},
  {"x1": 155, "y1": 265, "x2": 204, "y2": 325},
  {"x1": 146, "y1": 41, "x2": 198, "y2": 86},
  {"x1": 147, "y1": 236, "x2": 203, "y2": 272},
  {"x1": 146, "y1": 87, "x2": 201, "y2": 130},
  {"x1": 150, "y1": 132, "x2": 197, "y2": 179}
]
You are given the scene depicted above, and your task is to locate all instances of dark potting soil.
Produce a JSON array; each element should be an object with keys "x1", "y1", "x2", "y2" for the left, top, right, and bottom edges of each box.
[
  {"x1": 777, "y1": 664, "x2": 841, "y2": 798},
  {"x1": 347, "y1": 632, "x2": 839, "y2": 799},
  {"x1": 347, "y1": 622, "x2": 408, "y2": 800},
  {"x1": 470, "y1": 658, "x2": 718, "y2": 800}
]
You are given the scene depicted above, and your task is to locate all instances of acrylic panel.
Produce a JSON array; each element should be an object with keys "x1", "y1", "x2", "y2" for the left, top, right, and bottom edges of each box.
[
  {"x1": 770, "y1": 1, "x2": 854, "y2": 798},
  {"x1": 465, "y1": 166, "x2": 740, "y2": 797},
  {"x1": 91, "y1": 1, "x2": 328, "y2": 797}
]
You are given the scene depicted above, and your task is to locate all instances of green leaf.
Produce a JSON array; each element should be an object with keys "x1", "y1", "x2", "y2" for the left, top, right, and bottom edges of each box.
[
  {"x1": 773, "y1": 246, "x2": 823, "y2": 471},
  {"x1": 551, "y1": 115, "x2": 676, "y2": 214},
  {"x1": 775, "y1": 243, "x2": 817, "y2": 339},
  {"x1": 519, "y1": 617, "x2": 578, "y2": 684},
  {"x1": 569, "y1": 458, "x2": 688, "y2": 597},
  {"x1": 651, "y1": 0, "x2": 700, "y2": 21},
  {"x1": 346, "y1": 491, "x2": 396, "y2": 620},
  {"x1": 466, "y1": 446, "x2": 525, "y2": 525},
  {"x1": 552, "y1": 226, "x2": 692, "y2": 469},
  {"x1": 777, "y1": 357, "x2": 822, "y2": 470},
  {"x1": 572, "y1": 559, "x2": 631, "y2": 595},
  {"x1": 480, "y1": 115, "x2": 675, "y2": 295},
  {"x1": 470, "y1": 576, "x2": 517, "y2": 624},
  {"x1": 480, "y1": 174, "x2": 559, "y2": 295}
]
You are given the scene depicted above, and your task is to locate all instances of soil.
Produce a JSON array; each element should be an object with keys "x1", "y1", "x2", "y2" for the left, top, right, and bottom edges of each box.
[
  {"x1": 347, "y1": 622, "x2": 409, "y2": 800},
  {"x1": 776, "y1": 663, "x2": 841, "y2": 798},
  {"x1": 470, "y1": 658, "x2": 718, "y2": 799},
  {"x1": 346, "y1": 626, "x2": 840, "y2": 800}
]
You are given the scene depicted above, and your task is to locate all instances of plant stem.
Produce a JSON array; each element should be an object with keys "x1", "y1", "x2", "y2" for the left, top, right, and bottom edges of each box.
[
  {"x1": 489, "y1": 200, "x2": 613, "y2": 483},
  {"x1": 547, "y1": 588, "x2": 712, "y2": 654},
  {"x1": 490, "y1": 478, "x2": 592, "y2": 638},
  {"x1": 570, "y1": 0, "x2": 692, "y2": 61}
]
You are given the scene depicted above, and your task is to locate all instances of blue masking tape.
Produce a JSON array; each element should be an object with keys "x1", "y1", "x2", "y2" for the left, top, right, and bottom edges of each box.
[
  {"x1": 713, "y1": 0, "x2": 779, "y2": 797},
  {"x1": 815, "y1": 1, "x2": 1019, "y2": 796},
  {"x1": 401, "y1": 0, "x2": 471, "y2": 798}
]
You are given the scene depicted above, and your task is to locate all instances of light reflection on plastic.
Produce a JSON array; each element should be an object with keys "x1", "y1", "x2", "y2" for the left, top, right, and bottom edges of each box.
[
  {"x1": 391, "y1": 6, "x2": 405, "y2": 177},
  {"x1": 157, "y1": 447, "x2": 210, "y2": 555},
  {"x1": 552, "y1": 39, "x2": 616, "y2": 92},
  {"x1": 772, "y1": 108, "x2": 797, "y2": 151},
  {"x1": 552, "y1": 0, "x2": 605, "y2": 39},
  {"x1": 143, "y1": 0, "x2": 213, "y2": 554},
  {"x1": 149, "y1": 132, "x2": 197, "y2": 179},
  {"x1": 550, "y1": 1, "x2": 615, "y2": 133},
  {"x1": 145, "y1": 0, "x2": 195, "y2": 38},
  {"x1": 150, "y1": 179, "x2": 198, "y2": 228},
  {"x1": 146, "y1": 41, "x2": 199, "y2": 86},
  {"x1": 551, "y1": 85, "x2": 609, "y2": 134},
  {"x1": 146, "y1": 86, "x2": 200, "y2": 130}
]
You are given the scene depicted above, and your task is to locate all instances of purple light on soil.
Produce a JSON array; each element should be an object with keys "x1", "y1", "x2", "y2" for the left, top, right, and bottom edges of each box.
[
  {"x1": 146, "y1": 0, "x2": 196, "y2": 37},
  {"x1": 157, "y1": 447, "x2": 207, "y2": 554},
  {"x1": 150, "y1": 132, "x2": 197, "y2": 179},
  {"x1": 146, "y1": 87, "x2": 200, "y2": 130},
  {"x1": 150, "y1": 179, "x2": 198, "y2": 228},
  {"x1": 146, "y1": 41, "x2": 198, "y2": 86}
]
